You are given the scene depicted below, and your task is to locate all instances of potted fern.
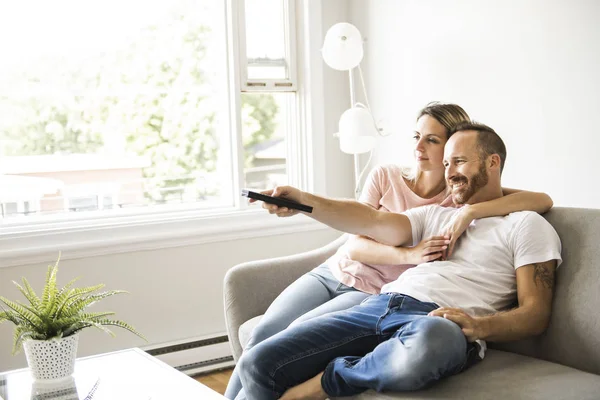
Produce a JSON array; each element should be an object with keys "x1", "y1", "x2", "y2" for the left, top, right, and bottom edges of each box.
[{"x1": 0, "y1": 255, "x2": 145, "y2": 381}]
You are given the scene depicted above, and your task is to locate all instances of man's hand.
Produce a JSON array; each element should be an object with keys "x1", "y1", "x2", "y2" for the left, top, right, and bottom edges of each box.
[
  {"x1": 443, "y1": 205, "x2": 474, "y2": 258},
  {"x1": 428, "y1": 307, "x2": 483, "y2": 342},
  {"x1": 248, "y1": 186, "x2": 306, "y2": 217},
  {"x1": 406, "y1": 236, "x2": 450, "y2": 264}
]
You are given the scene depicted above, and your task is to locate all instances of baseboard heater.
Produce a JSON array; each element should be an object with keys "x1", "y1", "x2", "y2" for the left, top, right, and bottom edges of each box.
[{"x1": 144, "y1": 334, "x2": 235, "y2": 376}]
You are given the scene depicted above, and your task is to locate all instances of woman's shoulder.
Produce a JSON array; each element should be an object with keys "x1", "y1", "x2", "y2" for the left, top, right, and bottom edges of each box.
[
  {"x1": 371, "y1": 163, "x2": 409, "y2": 178},
  {"x1": 369, "y1": 164, "x2": 411, "y2": 191}
]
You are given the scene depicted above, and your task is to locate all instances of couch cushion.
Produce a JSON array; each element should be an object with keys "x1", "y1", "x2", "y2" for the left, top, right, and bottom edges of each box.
[
  {"x1": 239, "y1": 319, "x2": 600, "y2": 399},
  {"x1": 238, "y1": 315, "x2": 262, "y2": 350},
  {"x1": 490, "y1": 207, "x2": 600, "y2": 375},
  {"x1": 340, "y1": 349, "x2": 600, "y2": 400}
]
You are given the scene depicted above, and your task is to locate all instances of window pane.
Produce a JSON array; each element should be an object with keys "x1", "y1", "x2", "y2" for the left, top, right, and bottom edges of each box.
[
  {"x1": 0, "y1": 0, "x2": 232, "y2": 217},
  {"x1": 69, "y1": 196, "x2": 99, "y2": 213},
  {"x1": 241, "y1": 93, "x2": 290, "y2": 190},
  {"x1": 2, "y1": 203, "x2": 19, "y2": 217},
  {"x1": 244, "y1": 0, "x2": 288, "y2": 80}
]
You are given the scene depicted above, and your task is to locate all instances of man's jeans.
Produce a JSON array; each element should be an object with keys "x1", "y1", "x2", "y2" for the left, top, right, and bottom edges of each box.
[{"x1": 236, "y1": 293, "x2": 479, "y2": 399}]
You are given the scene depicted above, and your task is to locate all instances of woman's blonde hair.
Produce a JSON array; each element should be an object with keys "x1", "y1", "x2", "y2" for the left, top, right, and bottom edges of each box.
[{"x1": 402, "y1": 102, "x2": 471, "y2": 182}]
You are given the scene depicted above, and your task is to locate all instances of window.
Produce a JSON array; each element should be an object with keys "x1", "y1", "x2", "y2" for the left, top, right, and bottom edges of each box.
[
  {"x1": 0, "y1": 0, "x2": 301, "y2": 223},
  {"x1": 0, "y1": 201, "x2": 38, "y2": 218}
]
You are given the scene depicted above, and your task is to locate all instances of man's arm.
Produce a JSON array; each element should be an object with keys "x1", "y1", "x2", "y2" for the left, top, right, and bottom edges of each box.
[
  {"x1": 429, "y1": 259, "x2": 556, "y2": 342},
  {"x1": 258, "y1": 186, "x2": 413, "y2": 246}
]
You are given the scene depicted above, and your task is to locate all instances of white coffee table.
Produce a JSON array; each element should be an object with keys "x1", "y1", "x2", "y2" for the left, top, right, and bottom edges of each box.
[{"x1": 0, "y1": 347, "x2": 226, "y2": 399}]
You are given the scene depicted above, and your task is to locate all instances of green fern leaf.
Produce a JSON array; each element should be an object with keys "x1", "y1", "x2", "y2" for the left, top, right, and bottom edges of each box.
[
  {"x1": 41, "y1": 263, "x2": 59, "y2": 312},
  {"x1": 61, "y1": 290, "x2": 125, "y2": 318},
  {"x1": 81, "y1": 311, "x2": 116, "y2": 321},
  {"x1": 88, "y1": 322, "x2": 116, "y2": 337},
  {"x1": 49, "y1": 278, "x2": 81, "y2": 318},
  {"x1": 0, "y1": 307, "x2": 25, "y2": 326},
  {"x1": 21, "y1": 277, "x2": 41, "y2": 308},
  {"x1": 13, "y1": 325, "x2": 33, "y2": 354},
  {"x1": 13, "y1": 281, "x2": 41, "y2": 310},
  {"x1": 55, "y1": 284, "x2": 106, "y2": 318},
  {"x1": 0, "y1": 297, "x2": 43, "y2": 330},
  {"x1": 91, "y1": 319, "x2": 146, "y2": 341},
  {"x1": 62, "y1": 322, "x2": 92, "y2": 337}
]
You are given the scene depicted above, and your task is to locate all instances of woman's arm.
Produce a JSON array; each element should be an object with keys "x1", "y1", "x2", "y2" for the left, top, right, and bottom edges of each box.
[
  {"x1": 467, "y1": 188, "x2": 553, "y2": 219},
  {"x1": 445, "y1": 189, "x2": 553, "y2": 257},
  {"x1": 346, "y1": 235, "x2": 449, "y2": 266},
  {"x1": 345, "y1": 236, "x2": 409, "y2": 265}
]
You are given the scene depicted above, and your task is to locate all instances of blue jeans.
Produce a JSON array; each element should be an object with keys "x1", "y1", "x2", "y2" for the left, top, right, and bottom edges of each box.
[
  {"x1": 224, "y1": 264, "x2": 369, "y2": 399},
  {"x1": 236, "y1": 293, "x2": 479, "y2": 399}
]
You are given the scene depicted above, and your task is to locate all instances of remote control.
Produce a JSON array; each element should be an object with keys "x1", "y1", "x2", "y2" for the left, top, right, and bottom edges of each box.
[{"x1": 241, "y1": 189, "x2": 313, "y2": 213}]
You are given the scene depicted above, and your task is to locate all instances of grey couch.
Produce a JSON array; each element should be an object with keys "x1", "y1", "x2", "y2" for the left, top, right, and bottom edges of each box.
[{"x1": 223, "y1": 207, "x2": 600, "y2": 399}]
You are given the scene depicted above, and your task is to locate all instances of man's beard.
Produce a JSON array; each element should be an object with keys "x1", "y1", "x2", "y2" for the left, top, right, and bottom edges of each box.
[{"x1": 450, "y1": 162, "x2": 489, "y2": 205}]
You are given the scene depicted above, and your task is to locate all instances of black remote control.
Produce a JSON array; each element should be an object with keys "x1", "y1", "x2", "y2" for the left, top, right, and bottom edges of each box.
[{"x1": 241, "y1": 189, "x2": 313, "y2": 213}]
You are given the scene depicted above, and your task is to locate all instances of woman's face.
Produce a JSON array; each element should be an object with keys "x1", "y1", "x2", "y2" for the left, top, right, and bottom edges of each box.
[{"x1": 413, "y1": 115, "x2": 448, "y2": 172}]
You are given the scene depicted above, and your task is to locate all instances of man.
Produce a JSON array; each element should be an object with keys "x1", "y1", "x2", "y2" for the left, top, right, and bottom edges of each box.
[{"x1": 236, "y1": 122, "x2": 561, "y2": 400}]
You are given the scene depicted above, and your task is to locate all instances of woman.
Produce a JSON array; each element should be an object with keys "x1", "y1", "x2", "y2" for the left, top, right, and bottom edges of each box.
[{"x1": 224, "y1": 102, "x2": 552, "y2": 399}]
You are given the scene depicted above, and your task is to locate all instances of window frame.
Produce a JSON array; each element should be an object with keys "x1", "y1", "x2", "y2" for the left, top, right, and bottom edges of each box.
[
  {"x1": 236, "y1": 0, "x2": 298, "y2": 92},
  {"x1": 0, "y1": 0, "x2": 329, "y2": 268}
]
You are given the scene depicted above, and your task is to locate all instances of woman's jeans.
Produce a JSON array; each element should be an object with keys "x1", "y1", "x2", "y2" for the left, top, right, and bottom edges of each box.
[
  {"x1": 236, "y1": 293, "x2": 480, "y2": 400},
  {"x1": 224, "y1": 264, "x2": 369, "y2": 399}
]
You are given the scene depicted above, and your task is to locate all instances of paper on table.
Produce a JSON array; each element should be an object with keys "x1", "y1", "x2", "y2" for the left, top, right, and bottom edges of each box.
[{"x1": 79, "y1": 378, "x2": 152, "y2": 400}]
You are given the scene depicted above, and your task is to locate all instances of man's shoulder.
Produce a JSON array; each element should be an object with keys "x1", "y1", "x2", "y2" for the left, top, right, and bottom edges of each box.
[
  {"x1": 506, "y1": 211, "x2": 559, "y2": 240},
  {"x1": 506, "y1": 210, "x2": 550, "y2": 226}
]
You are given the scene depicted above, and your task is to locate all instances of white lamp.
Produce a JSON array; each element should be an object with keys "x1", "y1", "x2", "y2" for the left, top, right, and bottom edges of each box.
[
  {"x1": 322, "y1": 23, "x2": 381, "y2": 197},
  {"x1": 322, "y1": 23, "x2": 364, "y2": 71},
  {"x1": 338, "y1": 107, "x2": 377, "y2": 154}
]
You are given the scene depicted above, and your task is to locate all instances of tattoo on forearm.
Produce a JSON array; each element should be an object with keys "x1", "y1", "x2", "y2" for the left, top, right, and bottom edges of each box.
[{"x1": 533, "y1": 263, "x2": 554, "y2": 289}]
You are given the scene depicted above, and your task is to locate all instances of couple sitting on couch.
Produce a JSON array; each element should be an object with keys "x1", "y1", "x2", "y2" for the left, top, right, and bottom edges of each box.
[{"x1": 225, "y1": 103, "x2": 562, "y2": 400}]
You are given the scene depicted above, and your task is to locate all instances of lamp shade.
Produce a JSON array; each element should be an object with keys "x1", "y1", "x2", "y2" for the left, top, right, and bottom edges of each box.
[
  {"x1": 338, "y1": 107, "x2": 378, "y2": 154},
  {"x1": 322, "y1": 23, "x2": 363, "y2": 71}
]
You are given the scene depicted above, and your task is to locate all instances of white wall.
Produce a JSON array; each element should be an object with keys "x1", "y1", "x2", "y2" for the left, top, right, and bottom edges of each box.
[
  {"x1": 0, "y1": 1, "x2": 354, "y2": 371},
  {"x1": 0, "y1": 228, "x2": 341, "y2": 371},
  {"x1": 350, "y1": 0, "x2": 600, "y2": 208}
]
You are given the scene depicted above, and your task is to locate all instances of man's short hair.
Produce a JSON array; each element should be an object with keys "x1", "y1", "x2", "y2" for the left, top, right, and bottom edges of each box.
[{"x1": 451, "y1": 121, "x2": 507, "y2": 173}]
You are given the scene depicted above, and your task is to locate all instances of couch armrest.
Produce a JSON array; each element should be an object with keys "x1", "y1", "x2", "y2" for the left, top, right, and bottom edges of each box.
[{"x1": 223, "y1": 234, "x2": 348, "y2": 361}]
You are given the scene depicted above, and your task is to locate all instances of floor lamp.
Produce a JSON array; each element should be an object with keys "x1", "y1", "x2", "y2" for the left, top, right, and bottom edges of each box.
[{"x1": 322, "y1": 23, "x2": 381, "y2": 198}]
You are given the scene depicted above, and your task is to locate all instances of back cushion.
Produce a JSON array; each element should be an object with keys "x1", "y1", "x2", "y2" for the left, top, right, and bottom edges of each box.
[{"x1": 490, "y1": 207, "x2": 600, "y2": 375}]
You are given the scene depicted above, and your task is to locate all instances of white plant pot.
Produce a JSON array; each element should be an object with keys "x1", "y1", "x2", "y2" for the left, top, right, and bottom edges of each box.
[{"x1": 23, "y1": 333, "x2": 79, "y2": 382}]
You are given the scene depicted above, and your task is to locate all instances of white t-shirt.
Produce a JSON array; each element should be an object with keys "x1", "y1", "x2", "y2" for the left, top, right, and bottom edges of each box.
[{"x1": 381, "y1": 205, "x2": 562, "y2": 316}]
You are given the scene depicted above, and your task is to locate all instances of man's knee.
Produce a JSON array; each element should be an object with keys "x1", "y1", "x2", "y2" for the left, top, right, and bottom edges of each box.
[
  {"x1": 379, "y1": 318, "x2": 467, "y2": 391},
  {"x1": 416, "y1": 317, "x2": 466, "y2": 351}
]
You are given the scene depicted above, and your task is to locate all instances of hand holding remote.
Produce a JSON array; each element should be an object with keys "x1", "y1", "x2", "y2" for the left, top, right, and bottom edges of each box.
[{"x1": 247, "y1": 186, "x2": 309, "y2": 217}]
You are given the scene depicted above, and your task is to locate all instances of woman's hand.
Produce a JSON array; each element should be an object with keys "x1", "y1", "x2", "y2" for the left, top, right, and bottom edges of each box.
[
  {"x1": 443, "y1": 205, "x2": 474, "y2": 258},
  {"x1": 406, "y1": 236, "x2": 450, "y2": 265}
]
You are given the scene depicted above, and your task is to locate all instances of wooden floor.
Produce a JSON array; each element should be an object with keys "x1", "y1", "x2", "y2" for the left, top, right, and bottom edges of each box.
[{"x1": 194, "y1": 367, "x2": 234, "y2": 395}]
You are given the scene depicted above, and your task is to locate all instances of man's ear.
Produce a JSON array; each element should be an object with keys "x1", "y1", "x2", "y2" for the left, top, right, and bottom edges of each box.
[{"x1": 488, "y1": 154, "x2": 502, "y2": 171}]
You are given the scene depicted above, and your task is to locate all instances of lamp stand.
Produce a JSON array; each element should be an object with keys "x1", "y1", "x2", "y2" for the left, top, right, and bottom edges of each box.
[{"x1": 348, "y1": 68, "x2": 362, "y2": 199}]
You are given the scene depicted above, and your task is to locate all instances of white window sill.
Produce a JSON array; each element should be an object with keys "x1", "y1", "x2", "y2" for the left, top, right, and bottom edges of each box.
[{"x1": 0, "y1": 208, "x2": 329, "y2": 268}]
